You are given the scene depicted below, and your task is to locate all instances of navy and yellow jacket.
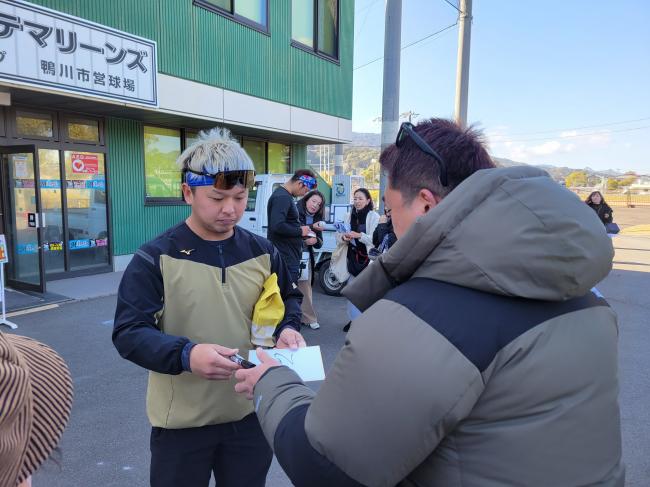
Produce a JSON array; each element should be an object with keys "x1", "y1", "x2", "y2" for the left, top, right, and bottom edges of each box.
[{"x1": 113, "y1": 222, "x2": 301, "y2": 428}]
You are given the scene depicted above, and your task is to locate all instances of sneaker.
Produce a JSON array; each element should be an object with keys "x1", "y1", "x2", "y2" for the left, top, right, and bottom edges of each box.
[{"x1": 308, "y1": 322, "x2": 320, "y2": 330}]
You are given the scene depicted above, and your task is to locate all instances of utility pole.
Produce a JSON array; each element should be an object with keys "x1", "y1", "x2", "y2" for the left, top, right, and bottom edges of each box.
[
  {"x1": 454, "y1": 0, "x2": 472, "y2": 128},
  {"x1": 379, "y1": 0, "x2": 402, "y2": 211}
]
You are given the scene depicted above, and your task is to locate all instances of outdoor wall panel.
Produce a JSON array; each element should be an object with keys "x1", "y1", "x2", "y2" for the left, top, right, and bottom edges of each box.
[
  {"x1": 30, "y1": 0, "x2": 353, "y2": 120},
  {"x1": 290, "y1": 0, "x2": 354, "y2": 119},
  {"x1": 270, "y1": 0, "x2": 291, "y2": 104},
  {"x1": 193, "y1": 7, "x2": 226, "y2": 87},
  {"x1": 159, "y1": 0, "x2": 195, "y2": 81},
  {"x1": 107, "y1": 117, "x2": 189, "y2": 256},
  {"x1": 28, "y1": 0, "x2": 160, "y2": 41},
  {"x1": 222, "y1": 21, "x2": 272, "y2": 101}
]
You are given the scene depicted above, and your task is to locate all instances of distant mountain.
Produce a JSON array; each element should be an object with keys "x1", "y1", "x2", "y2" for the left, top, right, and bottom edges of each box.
[
  {"x1": 307, "y1": 133, "x2": 628, "y2": 184},
  {"x1": 349, "y1": 132, "x2": 381, "y2": 148},
  {"x1": 492, "y1": 157, "x2": 623, "y2": 181}
]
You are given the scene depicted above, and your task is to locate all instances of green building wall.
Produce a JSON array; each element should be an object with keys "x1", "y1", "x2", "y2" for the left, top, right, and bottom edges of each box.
[
  {"x1": 108, "y1": 119, "x2": 320, "y2": 255},
  {"x1": 107, "y1": 118, "x2": 190, "y2": 255},
  {"x1": 26, "y1": 0, "x2": 350, "y2": 256},
  {"x1": 29, "y1": 0, "x2": 354, "y2": 119}
]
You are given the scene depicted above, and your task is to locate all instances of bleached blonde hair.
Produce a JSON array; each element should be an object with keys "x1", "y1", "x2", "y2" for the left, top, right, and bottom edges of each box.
[{"x1": 177, "y1": 127, "x2": 254, "y2": 174}]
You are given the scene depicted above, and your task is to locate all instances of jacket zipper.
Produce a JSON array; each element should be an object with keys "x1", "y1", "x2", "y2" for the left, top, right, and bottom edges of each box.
[{"x1": 218, "y1": 245, "x2": 226, "y2": 284}]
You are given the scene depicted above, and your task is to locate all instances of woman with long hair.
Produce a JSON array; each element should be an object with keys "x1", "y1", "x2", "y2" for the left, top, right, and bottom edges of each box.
[
  {"x1": 585, "y1": 191, "x2": 614, "y2": 226},
  {"x1": 330, "y1": 188, "x2": 380, "y2": 331},
  {"x1": 296, "y1": 190, "x2": 326, "y2": 330},
  {"x1": 372, "y1": 196, "x2": 397, "y2": 253}
]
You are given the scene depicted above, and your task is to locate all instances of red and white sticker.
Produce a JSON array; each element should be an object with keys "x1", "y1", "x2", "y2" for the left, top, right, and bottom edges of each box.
[{"x1": 71, "y1": 153, "x2": 99, "y2": 174}]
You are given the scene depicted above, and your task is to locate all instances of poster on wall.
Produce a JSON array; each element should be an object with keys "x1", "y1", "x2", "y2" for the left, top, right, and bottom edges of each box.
[
  {"x1": 71, "y1": 153, "x2": 99, "y2": 174},
  {"x1": 0, "y1": 235, "x2": 8, "y2": 264},
  {"x1": 13, "y1": 155, "x2": 29, "y2": 178}
]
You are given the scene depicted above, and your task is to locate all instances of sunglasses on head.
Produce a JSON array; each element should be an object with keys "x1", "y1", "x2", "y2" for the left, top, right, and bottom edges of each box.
[
  {"x1": 184, "y1": 168, "x2": 256, "y2": 190},
  {"x1": 396, "y1": 122, "x2": 448, "y2": 187}
]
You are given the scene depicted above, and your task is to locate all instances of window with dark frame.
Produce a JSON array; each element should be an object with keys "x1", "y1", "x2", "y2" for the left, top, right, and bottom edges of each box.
[
  {"x1": 144, "y1": 125, "x2": 183, "y2": 201},
  {"x1": 185, "y1": 129, "x2": 200, "y2": 148},
  {"x1": 291, "y1": 0, "x2": 339, "y2": 61},
  {"x1": 193, "y1": 0, "x2": 269, "y2": 33},
  {"x1": 243, "y1": 138, "x2": 266, "y2": 175},
  {"x1": 15, "y1": 109, "x2": 55, "y2": 139},
  {"x1": 144, "y1": 126, "x2": 291, "y2": 205},
  {"x1": 0, "y1": 108, "x2": 5, "y2": 137},
  {"x1": 65, "y1": 116, "x2": 101, "y2": 144}
]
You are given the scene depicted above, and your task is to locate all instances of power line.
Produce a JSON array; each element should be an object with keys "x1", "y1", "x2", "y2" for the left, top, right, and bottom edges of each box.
[
  {"x1": 442, "y1": 0, "x2": 461, "y2": 13},
  {"x1": 354, "y1": 0, "x2": 376, "y2": 39},
  {"x1": 402, "y1": 22, "x2": 458, "y2": 49},
  {"x1": 353, "y1": 22, "x2": 458, "y2": 70},
  {"x1": 493, "y1": 125, "x2": 650, "y2": 144},
  {"x1": 355, "y1": 0, "x2": 380, "y2": 15},
  {"x1": 488, "y1": 117, "x2": 650, "y2": 138}
]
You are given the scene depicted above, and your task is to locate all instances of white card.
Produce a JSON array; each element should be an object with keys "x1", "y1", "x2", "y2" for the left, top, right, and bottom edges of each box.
[{"x1": 249, "y1": 346, "x2": 326, "y2": 382}]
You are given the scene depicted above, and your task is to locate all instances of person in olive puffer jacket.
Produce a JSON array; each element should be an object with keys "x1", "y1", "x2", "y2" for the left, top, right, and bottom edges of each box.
[{"x1": 235, "y1": 118, "x2": 624, "y2": 487}]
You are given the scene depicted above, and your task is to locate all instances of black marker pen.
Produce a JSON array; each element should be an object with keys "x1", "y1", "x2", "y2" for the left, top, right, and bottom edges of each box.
[{"x1": 229, "y1": 353, "x2": 256, "y2": 369}]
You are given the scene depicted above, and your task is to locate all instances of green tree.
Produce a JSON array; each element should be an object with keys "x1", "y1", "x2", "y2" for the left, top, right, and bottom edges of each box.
[
  {"x1": 619, "y1": 175, "x2": 637, "y2": 187},
  {"x1": 565, "y1": 171, "x2": 588, "y2": 188},
  {"x1": 360, "y1": 158, "x2": 380, "y2": 188},
  {"x1": 607, "y1": 179, "x2": 619, "y2": 190}
]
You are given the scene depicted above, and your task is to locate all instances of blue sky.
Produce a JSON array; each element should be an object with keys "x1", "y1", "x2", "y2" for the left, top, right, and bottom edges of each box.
[{"x1": 352, "y1": 0, "x2": 650, "y2": 173}]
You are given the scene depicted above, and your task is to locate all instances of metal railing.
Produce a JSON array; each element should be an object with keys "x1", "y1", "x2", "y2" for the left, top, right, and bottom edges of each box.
[{"x1": 576, "y1": 192, "x2": 650, "y2": 207}]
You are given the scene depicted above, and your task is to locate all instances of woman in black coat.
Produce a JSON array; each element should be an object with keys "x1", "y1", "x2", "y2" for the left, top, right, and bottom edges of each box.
[
  {"x1": 372, "y1": 200, "x2": 397, "y2": 252},
  {"x1": 585, "y1": 191, "x2": 614, "y2": 225},
  {"x1": 296, "y1": 190, "x2": 325, "y2": 330}
]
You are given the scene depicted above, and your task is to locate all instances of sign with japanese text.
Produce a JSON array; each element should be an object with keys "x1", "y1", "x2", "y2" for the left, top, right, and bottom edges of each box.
[
  {"x1": 66, "y1": 178, "x2": 105, "y2": 190},
  {"x1": 13, "y1": 154, "x2": 29, "y2": 178},
  {"x1": 0, "y1": 0, "x2": 157, "y2": 106},
  {"x1": 71, "y1": 153, "x2": 99, "y2": 174}
]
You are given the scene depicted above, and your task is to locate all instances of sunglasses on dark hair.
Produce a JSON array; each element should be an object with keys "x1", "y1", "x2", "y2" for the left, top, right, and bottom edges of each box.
[
  {"x1": 395, "y1": 122, "x2": 448, "y2": 187},
  {"x1": 184, "y1": 168, "x2": 256, "y2": 190}
]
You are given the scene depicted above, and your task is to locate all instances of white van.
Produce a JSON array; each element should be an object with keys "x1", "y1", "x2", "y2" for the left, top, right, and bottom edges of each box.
[{"x1": 239, "y1": 174, "x2": 346, "y2": 295}]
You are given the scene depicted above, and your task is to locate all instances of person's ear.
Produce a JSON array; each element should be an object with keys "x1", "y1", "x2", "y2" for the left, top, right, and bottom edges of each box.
[
  {"x1": 419, "y1": 189, "x2": 439, "y2": 213},
  {"x1": 182, "y1": 183, "x2": 194, "y2": 204}
]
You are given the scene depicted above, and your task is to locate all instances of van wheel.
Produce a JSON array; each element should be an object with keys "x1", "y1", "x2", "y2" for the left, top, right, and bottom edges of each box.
[{"x1": 318, "y1": 259, "x2": 346, "y2": 296}]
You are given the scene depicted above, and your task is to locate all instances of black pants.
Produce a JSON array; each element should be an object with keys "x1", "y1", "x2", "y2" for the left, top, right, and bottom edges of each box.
[
  {"x1": 150, "y1": 413, "x2": 273, "y2": 487},
  {"x1": 287, "y1": 263, "x2": 301, "y2": 284}
]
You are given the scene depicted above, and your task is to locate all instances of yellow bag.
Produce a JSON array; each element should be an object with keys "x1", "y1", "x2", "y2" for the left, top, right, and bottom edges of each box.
[{"x1": 251, "y1": 273, "x2": 285, "y2": 347}]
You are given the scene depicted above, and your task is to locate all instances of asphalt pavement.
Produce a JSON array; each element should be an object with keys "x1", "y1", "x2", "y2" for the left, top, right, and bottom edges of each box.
[
  {"x1": 15, "y1": 288, "x2": 348, "y2": 487},
  {"x1": 4, "y1": 239, "x2": 649, "y2": 486}
]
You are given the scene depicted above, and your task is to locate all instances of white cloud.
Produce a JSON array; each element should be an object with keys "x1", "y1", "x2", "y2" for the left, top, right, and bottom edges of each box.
[
  {"x1": 588, "y1": 131, "x2": 611, "y2": 144},
  {"x1": 485, "y1": 125, "x2": 510, "y2": 139},
  {"x1": 530, "y1": 140, "x2": 562, "y2": 156},
  {"x1": 487, "y1": 126, "x2": 618, "y2": 165}
]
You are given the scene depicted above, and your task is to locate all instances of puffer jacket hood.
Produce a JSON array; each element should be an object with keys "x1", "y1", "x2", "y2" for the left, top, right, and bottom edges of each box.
[{"x1": 344, "y1": 166, "x2": 614, "y2": 308}]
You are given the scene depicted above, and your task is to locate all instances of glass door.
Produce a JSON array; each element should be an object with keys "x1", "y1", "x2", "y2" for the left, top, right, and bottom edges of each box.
[
  {"x1": 63, "y1": 150, "x2": 109, "y2": 271},
  {"x1": 0, "y1": 146, "x2": 46, "y2": 292},
  {"x1": 39, "y1": 149, "x2": 65, "y2": 276}
]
